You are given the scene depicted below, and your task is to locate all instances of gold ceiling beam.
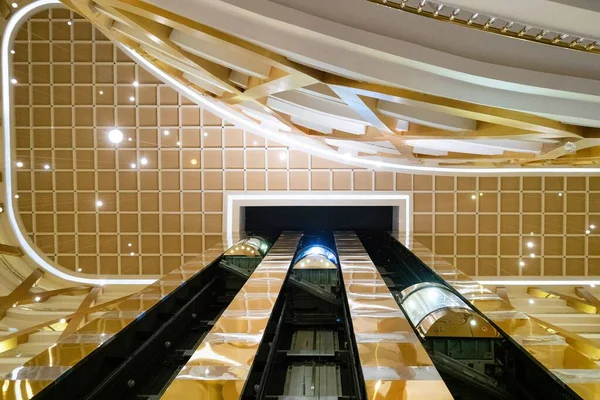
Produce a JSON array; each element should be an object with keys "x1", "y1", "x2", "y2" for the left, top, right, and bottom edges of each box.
[
  {"x1": 575, "y1": 287, "x2": 600, "y2": 311},
  {"x1": 528, "y1": 287, "x2": 598, "y2": 314},
  {"x1": 325, "y1": 75, "x2": 583, "y2": 137},
  {"x1": 16, "y1": 285, "x2": 92, "y2": 306},
  {"x1": 224, "y1": 69, "x2": 320, "y2": 105},
  {"x1": 58, "y1": 287, "x2": 101, "y2": 341},
  {"x1": 0, "y1": 269, "x2": 43, "y2": 320},
  {"x1": 0, "y1": 243, "x2": 23, "y2": 256}
]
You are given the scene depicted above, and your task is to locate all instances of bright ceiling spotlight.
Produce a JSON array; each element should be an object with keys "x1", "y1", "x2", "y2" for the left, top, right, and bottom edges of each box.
[
  {"x1": 558, "y1": 192, "x2": 563, "y2": 197},
  {"x1": 469, "y1": 319, "x2": 477, "y2": 327},
  {"x1": 519, "y1": 261, "x2": 525, "y2": 267},
  {"x1": 163, "y1": 130, "x2": 169, "y2": 136},
  {"x1": 15, "y1": 161, "x2": 23, "y2": 168},
  {"x1": 529, "y1": 253, "x2": 535, "y2": 258},
  {"x1": 67, "y1": 21, "x2": 72, "y2": 26},
  {"x1": 133, "y1": 81, "x2": 139, "y2": 87},
  {"x1": 0, "y1": 205, "x2": 3, "y2": 214},
  {"x1": 130, "y1": 163, "x2": 136, "y2": 169},
  {"x1": 586, "y1": 229, "x2": 591, "y2": 235},
  {"x1": 528, "y1": 299, "x2": 535, "y2": 305},
  {"x1": 129, "y1": 96, "x2": 135, "y2": 102},
  {"x1": 96, "y1": 200, "x2": 103, "y2": 207},
  {"x1": 108, "y1": 129, "x2": 123, "y2": 144},
  {"x1": 140, "y1": 157, "x2": 148, "y2": 165},
  {"x1": 11, "y1": 3, "x2": 18, "y2": 9},
  {"x1": 59, "y1": 318, "x2": 66, "y2": 323},
  {"x1": 34, "y1": 296, "x2": 41, "y2": 302},
  {"x1": 14, "y1": 195, "x2": 19, "y2": 199},
  {"x1": 190, "y1": 159, "x2": 198, "y2": 165},
  {"x1": 10, "y1": 50, "x2": 15, "y2": 55},
  {"x1": 590, "y1": 225, "x2": 596, "y2": 230},
  {"x1": 99, "y1": 90, "x2": 104, "y2": 95},
  {"x1": 203, "y1": 132, "x2": 208, "y2": 137},
  {"x1": 526, "y1": 242, "x2": 534, "y2": 248},
  {"x1": 471, "y1": 194, "x2": 476, "y2": 200},
  {"x1": 77, "y1": 268, "x2": 82, "y2": 272},
  {"x1": 43, "y1": 164, "x2": 50, "y2": 170},
  {"x1": 10, "y1": 78, "x2": 17, "y2": 84}
]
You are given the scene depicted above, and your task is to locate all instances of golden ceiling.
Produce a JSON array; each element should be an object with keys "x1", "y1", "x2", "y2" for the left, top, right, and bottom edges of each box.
[{"x1": 7, "y1": 5, "x2": 600, "y2": 279}]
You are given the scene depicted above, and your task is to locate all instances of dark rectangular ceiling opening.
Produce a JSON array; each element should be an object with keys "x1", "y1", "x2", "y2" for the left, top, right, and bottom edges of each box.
[{"x1": 244, "y1": 206, "x2": 393, "y2": 233}]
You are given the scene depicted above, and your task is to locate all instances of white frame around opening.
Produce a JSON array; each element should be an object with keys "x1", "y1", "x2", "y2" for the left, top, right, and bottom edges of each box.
[{"x1": 223, "y1": 191, "x2": 412, "y2": 247}]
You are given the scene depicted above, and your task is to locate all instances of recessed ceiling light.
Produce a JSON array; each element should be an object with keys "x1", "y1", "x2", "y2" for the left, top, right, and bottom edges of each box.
[
  {"x1": 176, "y1": 141, "x2": 181, "y2": 146},
  {"x1": 558, "y1": 192, "x2": 563, "y2": 197},
  {"x1": 590, "y1": 224, "x2": 596, "y2": 230},
  {"x1": 528, "y1": 299, "x2": 535, "y2": 305},
  {"x1": 96, "y1": 200, "x2": 103, "y2": 207},
  {"x1": 526, "y1": 242, "x2": 534, "y2": 248},
  {"x1": 15, "y1": 161, "x2": 23, "y2": 168},
  {"x1": 191, "y1": 159, "x2": 197, "y2": 165},
  {"x1": 519, "y1": 261, "x2": 525, "y2": 267},
  {"x1": 0, "y1": 206, "x2": 3, "y2": 214},
  {"x1": 99, "y1": 90, "x2": 104, "y2": 95},
  {"x1": 128, "y1": 137, "x2": 133, "y2": 142},
  {"x1": 586, "y1": 229, "x2": 591, "y2": 235},
  {"x1": 14, "y1": 195, "x2": 19, "y2": 199},
  {"x1": 203, "y1": 132, "x2": 208, "y2": 137},
  {"x1": 10, "y1": 50, "x2": 15, "y2": 55},
  {"x1": 163, "y1": 130, "x2": 169, "y2": 136},
  {"x1": 59, "y1": 318, "x2": 66, "y2": 323},
  {"x1": 140, "y1": 157, "x2": 148, "y2": 165},
  {"x1": 11, "y1": 3, "x2": 17, "y2": 9},
  {"x1": 67, "y1": 21, "x2": 72, "y2": 26},
  {"x1": 130, "y1": 252, "x2": 135, "y2": 256},
  {"x1": 469, "y1": 319, "x2": 477, "y2": 327},
  {"x1": 471, "y1": 194, "x2": 476, "y2": 200},
  {"x1": 129, "y1": 96, "x2": 135, "y2": 102},
  {"x1": 479, "y1": 192, "x2": 483, "y2": 196},
  {"x1": 130, "y1": 163, "x2": 136, "y2": 169},
  {"x1": 133, "y1": 81, "x2": 139, "y2": 87},
  {"x1": 43, "y1": 164, "x2": 50, "y2": 170},
  {"x1": 10, "y1": 78, "x2": 17, "y2": 84},
  {"x1": 34, "y1": 296, "x2": 41, "y2": 302},
  {"x1": 529, "y1": 253, "x2": 535, "y2": 258},
  {"x1": 128, "y1": 243, "x2": 132, "y2": 247},
  {"x1": 77, "y1": 268, "x2": 82, "y2": 272},
  {"x1": 108, "y1": 129, "x2": 123, "y2": 144}
]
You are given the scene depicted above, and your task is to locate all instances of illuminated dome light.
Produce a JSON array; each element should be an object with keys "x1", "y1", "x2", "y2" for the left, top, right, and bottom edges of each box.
[
  {"x1": 203, "y1": 132, "x2": 208, "y2": 137},
  {"x1": 130, "y1": 163, "x2": 136, "y2": 169},
  {"x1": 130, "y1": 252, "x2": 135, "y2": 256},
  {"x1": 471, "y1": 194, "x2": 476, "y2": 200},
  {"x1": 558, "y1": 192, "x2": 563, "y2": 197},
  {"x1": 163, "y1": 130, "x2": 169, "y2": 136},
  {"x1": 98, "y1": 90, "x2": 104, "y2": 95},
  {"x1": 140, "y1": 157, "x2": 148, "y2": 166},
  {"x1": 190, "y1": 159, "x2": 198, "y2": 165},
  {"x1": 43, "y1": 164, "x2": 50, "y2": 170},
  {"x1": 128, "y1": 243, "x2": 132, "y2": 247},
  {"x1": 10, "y1": 50, "x2": 15, "y2": 55},
  {"x1": 519, "y1": 261, "x2": 525, "y2": 267},
  {"x1": 59, "y1": 318, "x2": 66, "y2": 323},
  {"x1": 526, "y1": 242, "x2": 534, "y2": 248},
  {"x1": 129, "y1": 96, "x2": 135, "y2": 102},
  {"x1": 108, "y1": 129, "x2": 124, "y2": 144},
  {"x1": 14, "y1": 195, "x2": 19, "y2": 199},
  {"x1": 469, "y1": 319, "x2": 477, "y2": 327},
  {"x1": 67, "y1": 21, "x2": 72, "y2": 26},
  {"x1": 34, "y1": 296, "x2": 41, "y2": 302},
  {"x1": 0, "y1": 206, "x2": 3, "y2": 214},
  {"x1": 11, "y1": 2, "x2": 18, "y2": 8},
  {"x1": 590, "y1": 224, "x2": 596, "y2": 230},
  {"x1": 586, "y1": 229, "x2": 591, "y2": 235},
  {"x1": 528, "y1": 299, "x2": 535, "y2": 305},
  {"x1": 15, "y1": 161, "x2": 23, "y2": 168},
  {"x1": 479, "y1": 192, "x2": 483, "y2": 197},
  {"x1": 10, "y1": 78, "x2": 17, "y2": 84},
  {"x1": 133, "y1": 81, "x2": 139, "y2": 87},
  {"x1": 529, "y1": 253, "x2": 535, "y2": 258},
  {"x1": 176, "y1": 141, "x2": 181, "y2": 146},
  {"x1": 96, "y1": 200, "x2": 103, "y2": 207},
  {"x1": 77, "y1": 268, "x2": 82, "y2": 272}
]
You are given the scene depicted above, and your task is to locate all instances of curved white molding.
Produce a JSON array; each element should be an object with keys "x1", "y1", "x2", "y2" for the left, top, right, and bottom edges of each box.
[{"x1": 2, "y1": 1, "x2": 600, "y2": 287}]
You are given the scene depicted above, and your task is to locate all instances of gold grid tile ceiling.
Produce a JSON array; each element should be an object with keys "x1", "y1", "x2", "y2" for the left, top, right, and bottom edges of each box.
[{"x1": 9, "y1": 7, "x2": 600, "y2": 277}]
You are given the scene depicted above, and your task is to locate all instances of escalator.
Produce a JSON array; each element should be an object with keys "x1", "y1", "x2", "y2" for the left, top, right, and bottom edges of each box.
[{"x1": 358, "y1": 231, "x2": 581, "y2": 400}]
